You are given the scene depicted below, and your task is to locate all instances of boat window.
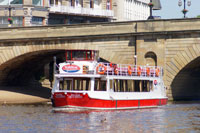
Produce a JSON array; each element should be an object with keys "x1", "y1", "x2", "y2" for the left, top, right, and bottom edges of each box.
[
  {"x1": 83, "y1": 79, "x2": 91, "y2": 91},
  {"x1": 134, "y1": 80, "x2": 140, "y2": 92},
  {"x1": 113, "y1": 79, "x2": 118, "y2": 92},
  {"x1": 66, "y1": 51, "x2": 71, "y2": 60},
  {"x1": 59, "y1": 78, "x2": 91, "y2": 91},
  {"x1": 65, "y1": 50, "x2": 98, "y2": 61},
  {"x1": 59, "y1": 79, "x2": 72, "y2": 90},
  {"x1": 149, "y1": 81, "x2": 153, "y2": 91},
  {"x1": 110, "y1": 80, "x2": 113, "y2": 90},
  {"x1": 59, "y1": 80, "x2": 64, "y2": 90},
  {"x1": 73, "y1": 78, "x2": 91, "y2": 91},
  {"x1": 94, "y1": 51, "x2": 99, "y2": 61},
  {"x1": 94, "y1": 79, "x2": 100, "y2": 91},
  {"x1": 127, "y1": 80, "x2": 135, "y2": 92},
  {"x1": 113, "y1": 79, "x2": 128, "y2": 92},
  {"x1": 73, "y1": 79, "x2": 81, "y2": 90},
  {"x1": 66, "y1": 50, "x2": 96, "y2": 61},
  {"x1": 94, "y1": 79, "x2": 106, "y2": 91},
  {"x1": 142, "y1": 80, "x2": 148, "y2": 92},
  {"x1": 113, "y1": 79, "x2": 153, "y2": 92},
  {"x1": 72, "y1": 51, "x2": 86, "y2": 60},
  {"x1": 100, "y1": 81, "x2": 107, "y2": 91},
  {"x1": 86, "y1": 51, "x2": 92, "y2": 60}
]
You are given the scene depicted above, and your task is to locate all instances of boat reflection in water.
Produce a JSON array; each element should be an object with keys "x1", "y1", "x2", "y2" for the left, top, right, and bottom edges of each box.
[{"x1": 51, "y1": 102, "x2": 200, "y2": 133}]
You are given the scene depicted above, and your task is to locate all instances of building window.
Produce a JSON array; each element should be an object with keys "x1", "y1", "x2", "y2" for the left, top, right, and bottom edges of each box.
[
  {"x1": 71, "y1": 0, "x2": 75, "y2": 6},
  {"x1": 32, "y1": 17, "x2": 43, "y2": 26},
  {"x1": 75, "y1": 0, "x2": 78, "y2": 6},
  {"x1": 50, "y1": 0, "x2": 54, "y2": 5},
  {"x1": 90, "y1": 0, "x2": 94, "y2": 8},
  {"x1": 0, "y1": 0, "x2": 23, "y2": 5},
  {"x1": 49, "y1": 0, "x2": 59, "y2": 5},
  {"x1": 33, "y1": 0, "x2": 43, "y2": 6},
  {"x1": 94, "y1": 0, "x2": 101, "y2": 9},
  {"x1": 106, "y1": 0, "x2": 110, "y2": 10}
]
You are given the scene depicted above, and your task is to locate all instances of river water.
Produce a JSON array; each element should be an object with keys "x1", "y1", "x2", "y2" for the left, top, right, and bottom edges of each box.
[{"x1": 0, "y1": 102, "x2": 200, "y2": 133}]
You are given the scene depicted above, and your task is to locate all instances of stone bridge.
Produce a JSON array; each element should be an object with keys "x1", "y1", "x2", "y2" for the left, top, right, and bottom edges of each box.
[{"x1": 1, "y1": 18, "x2": 200, "y2": 100}]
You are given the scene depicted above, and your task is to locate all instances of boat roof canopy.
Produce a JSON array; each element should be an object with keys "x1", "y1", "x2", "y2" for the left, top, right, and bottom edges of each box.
[{"x1": 65, "y1": 50, "x2": 99, "y2": 61}]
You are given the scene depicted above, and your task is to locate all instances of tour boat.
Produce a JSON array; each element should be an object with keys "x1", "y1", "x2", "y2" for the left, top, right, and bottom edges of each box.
[{"x1": 51, "y1": 50, "x2": 168, "y2": 110}]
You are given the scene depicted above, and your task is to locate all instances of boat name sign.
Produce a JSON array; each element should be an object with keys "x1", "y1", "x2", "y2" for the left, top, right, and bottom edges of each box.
[
  {"x1": 68, "y1": 94, "x2": 83, "y2": 99},
  {"x1": 62, "y1": 65, "x2": 80, "y2": 73}
]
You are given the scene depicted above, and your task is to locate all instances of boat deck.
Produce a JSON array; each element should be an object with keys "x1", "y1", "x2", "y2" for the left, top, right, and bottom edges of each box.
[{"x1": 56, "y1": 63, "x2": 163, "y2": 79}]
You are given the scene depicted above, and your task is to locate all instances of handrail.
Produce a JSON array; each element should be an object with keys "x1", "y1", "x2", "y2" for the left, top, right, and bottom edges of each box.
[
  {"x1": 49, "y1": 5, "x2": 114, "y2": 17},
  {"x1": 57, "y1": 62, "x2": 163, "y2": 78},
  {"x1": 97, "y1": 62, "x2": 163, "y2": 78}
]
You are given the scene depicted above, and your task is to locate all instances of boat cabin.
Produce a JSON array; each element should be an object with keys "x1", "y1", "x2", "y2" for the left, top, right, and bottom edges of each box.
[
  {"x1": 55, "y1": 50, "x2": 162, "y2": 93},
  {"x1": 65, "y1": 50, "x2": 99, "y2": 61}
]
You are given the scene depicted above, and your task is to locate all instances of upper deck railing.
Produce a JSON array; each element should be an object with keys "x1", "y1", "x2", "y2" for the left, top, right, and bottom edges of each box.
[
  {"x1": 95, "y1": 63, "x2": 163, "y2": 78},
  {"x1": 49, "y1": 5, "x2": 114, "y2": 18},
  {"x1": 57, "y1": 62, "x2": 163, "y2": 78}
]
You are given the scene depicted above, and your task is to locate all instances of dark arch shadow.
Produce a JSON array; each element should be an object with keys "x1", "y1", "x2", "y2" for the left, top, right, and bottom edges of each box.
[
  {"x1": 0, "y1": 50, "x2": 66, "y2": 100},
  {"x1": 0, "y1": 49, "x2": 111, "y2": 101},
  {"x1": 144, "y1": 51, "x2": 157, "y2": 66},
  {"x1": 171, "y1": 57, "x2": 200, "y2": 101}
]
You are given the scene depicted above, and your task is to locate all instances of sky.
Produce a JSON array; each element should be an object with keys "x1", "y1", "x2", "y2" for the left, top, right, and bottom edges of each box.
[{"x1": 153, "y1": 0, "x2": 200, "y2": 19}]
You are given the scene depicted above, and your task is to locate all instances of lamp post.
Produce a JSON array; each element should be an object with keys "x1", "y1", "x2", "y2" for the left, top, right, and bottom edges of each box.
[
  {"x1": 5, "y1": 0, "x2": 15, "y2": 27},
  {"x1": 147, "y1": 0, "x2": 154, "y2": 20},
  {"x1": 53, "y1": 56, "x2": 57, "y2": 75},
  {"x1": 7, "y1": 6, "x2": 12, "y2": 26},
  {"x1": 134, "y1": 55, "x2": 137, "y2": 66},
  {"x1": 178, "y1": 0, "x2": 191, "y2": 18}
]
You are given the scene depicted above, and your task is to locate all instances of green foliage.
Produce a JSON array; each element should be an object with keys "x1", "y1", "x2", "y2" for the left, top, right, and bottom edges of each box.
[{"x1": 197, "y1": 15, "x2": 200, "y2": 18}]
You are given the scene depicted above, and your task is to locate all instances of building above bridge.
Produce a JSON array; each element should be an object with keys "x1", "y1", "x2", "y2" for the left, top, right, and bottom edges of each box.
[
  {"x1": 0, "y1": 0, "x2": 162, "y2": 27},
  {"x1": 0, "y1": 0, "x2": 114, "y2": 27}
]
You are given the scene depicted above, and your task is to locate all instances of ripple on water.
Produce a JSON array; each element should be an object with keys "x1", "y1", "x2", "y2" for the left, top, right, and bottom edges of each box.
[{"x1": 0, "y1": 102, "x2": 200, "y2": 133}]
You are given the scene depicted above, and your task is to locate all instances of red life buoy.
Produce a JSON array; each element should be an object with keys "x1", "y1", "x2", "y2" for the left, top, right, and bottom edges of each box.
[
  {"x1": 128, "y1": 65, "x2": 132, "y2": 76},
  {"x1": 96, "y1": 64, "x2": 106, "y2": 75},
  {"x1": 154, "y1": 80, "x2": 157, "y2": 85},
  {"x1": 137, "y1": 66, "x2": 141, "y2": 76},
  {"x1": 146, "y1": 67, "x2": 150, "y2": 76},
  {"x1": 156, "y1": 68, "x2": 160, "y2": 77},
  {"x1": 114, "y1": 67, "x2": 118, "y2": 75}
]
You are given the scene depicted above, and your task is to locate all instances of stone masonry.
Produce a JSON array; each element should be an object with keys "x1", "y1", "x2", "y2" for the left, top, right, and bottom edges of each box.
[{"x1": 1, "y1": 18, "x2": 200, "y2": 100}]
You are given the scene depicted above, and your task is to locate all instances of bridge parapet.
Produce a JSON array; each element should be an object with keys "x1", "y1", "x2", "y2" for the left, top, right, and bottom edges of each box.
[{"x1": 1, "y1": 18, "x2": 200, "y2": 42}]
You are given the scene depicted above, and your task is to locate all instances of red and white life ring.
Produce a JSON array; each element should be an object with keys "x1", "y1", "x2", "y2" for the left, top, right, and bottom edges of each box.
[
  {"x1": 154, "y1": 80, "x2": 157, "y2": 85},
  {"x1": 96, "y1": 64, "x2": 106, "y2": 75}
]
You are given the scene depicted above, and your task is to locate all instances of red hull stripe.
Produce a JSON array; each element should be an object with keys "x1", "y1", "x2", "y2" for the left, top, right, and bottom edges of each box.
[{"x1": 53, "y1": 92, "x2": 168, "y2": 109}]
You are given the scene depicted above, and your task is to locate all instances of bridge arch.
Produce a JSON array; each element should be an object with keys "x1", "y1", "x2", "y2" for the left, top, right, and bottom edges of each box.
[
  {"x1": 0, "y1": 39, "x2": 135, "y2": 85},
  {"x1": 0, "y1": 38, "x2": 135, "y2": 67},
  {"x1": 166, "y1": 44, "x2": 200, "y2": 100}
]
